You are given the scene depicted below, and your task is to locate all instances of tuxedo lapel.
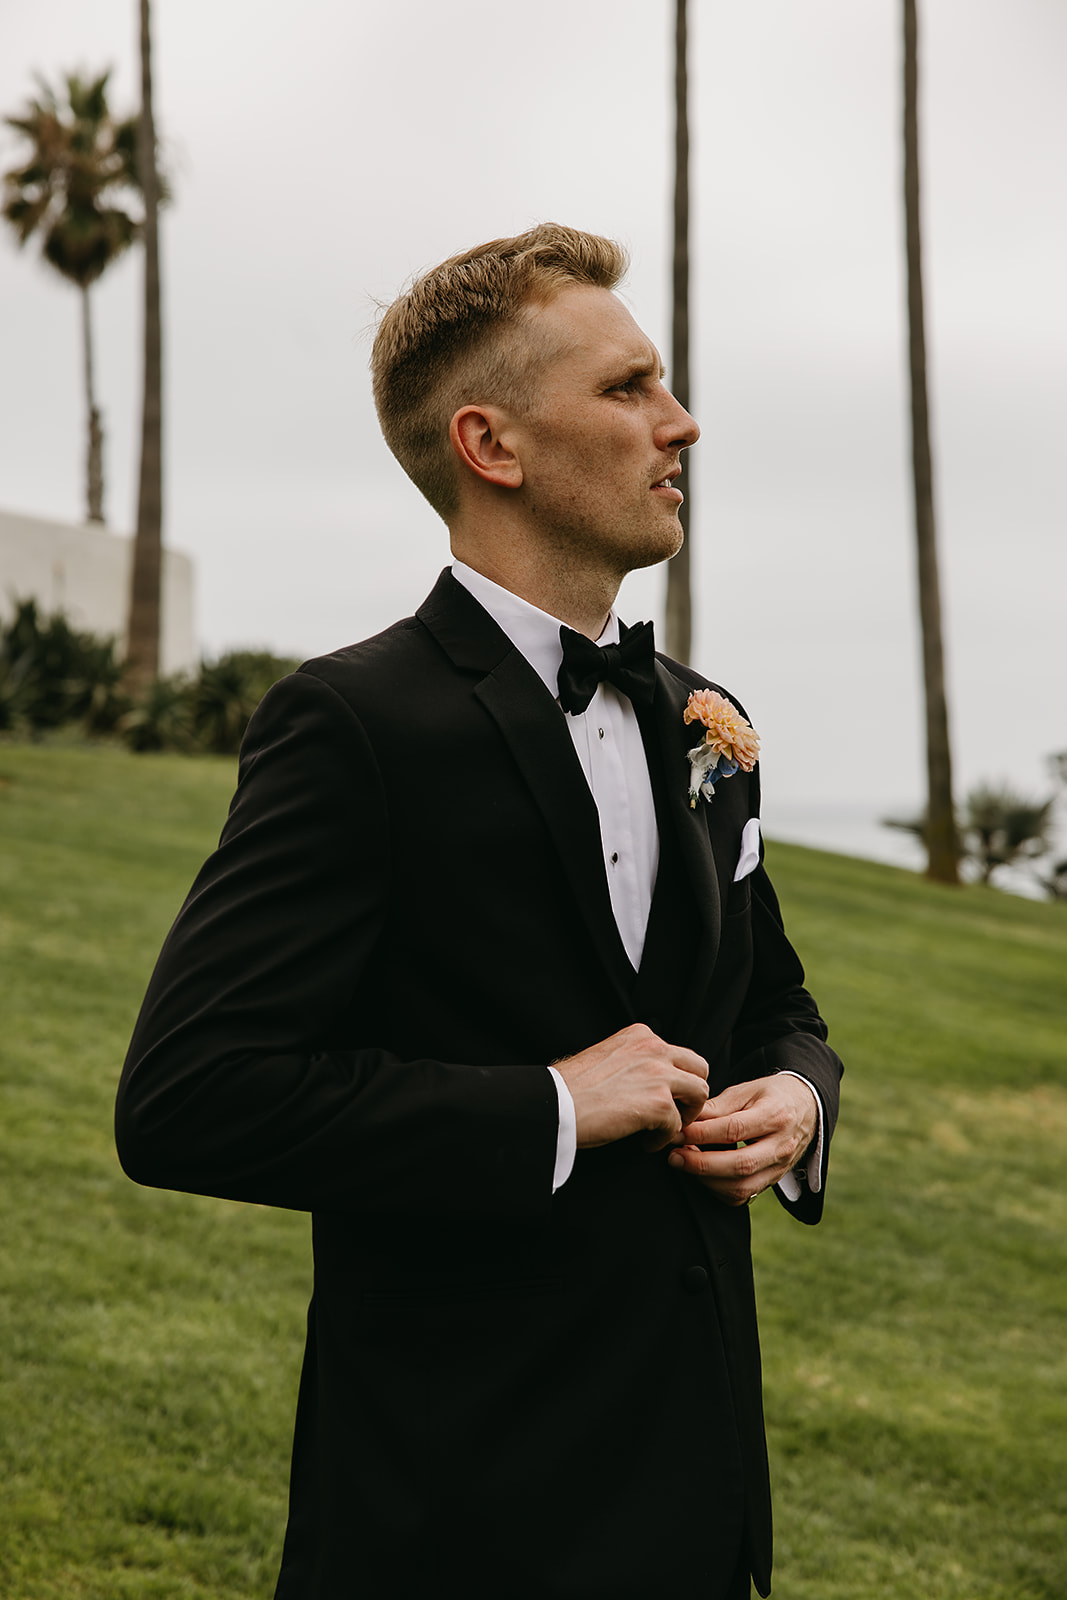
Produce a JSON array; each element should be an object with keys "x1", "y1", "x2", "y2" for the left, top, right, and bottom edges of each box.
[
  {"x1": 417, "y1": 572, "x2": 638, "y2": 1012},
  {"x1": 636, "y1": 661, "x2": 724, "y2": 1037}
]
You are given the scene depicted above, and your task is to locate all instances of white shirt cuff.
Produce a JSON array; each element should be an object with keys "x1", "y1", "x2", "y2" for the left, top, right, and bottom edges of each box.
[
  {"x1": 774, "y1": 1072, "x2": 824, "y2": 1201},
  {"x1": 547, "y1": 1067, "x2": 577, "y2": 1192}
]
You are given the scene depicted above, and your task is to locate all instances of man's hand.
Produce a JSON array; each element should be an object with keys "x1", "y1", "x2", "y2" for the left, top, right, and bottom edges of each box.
[
  {"x1": 555, "y1": 1023, "x2": 709, "y2": 1152},
  {"x1": 666, "y1": 1075, "x2": 817, "y2": 1205}
]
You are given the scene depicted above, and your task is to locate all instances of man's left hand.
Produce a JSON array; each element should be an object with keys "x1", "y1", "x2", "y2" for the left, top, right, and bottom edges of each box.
[{"x1": 666, "y1": 1075, "x2": 818, "y2": 1206}]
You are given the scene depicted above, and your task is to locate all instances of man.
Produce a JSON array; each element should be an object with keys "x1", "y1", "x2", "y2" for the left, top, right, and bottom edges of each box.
[{"x1": 117, "y1": 223, "x2": 842, "y2": 1600}]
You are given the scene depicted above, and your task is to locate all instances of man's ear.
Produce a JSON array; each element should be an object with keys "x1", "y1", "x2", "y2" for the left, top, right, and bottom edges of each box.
[{"x1": 449, "y1": 406, "x2": 524, "y2": 490}]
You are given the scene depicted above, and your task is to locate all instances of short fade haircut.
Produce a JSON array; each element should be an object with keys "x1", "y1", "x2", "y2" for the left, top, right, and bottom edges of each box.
[{"x1": 371, "y1": 222, "x2": 628, "y2": 520}]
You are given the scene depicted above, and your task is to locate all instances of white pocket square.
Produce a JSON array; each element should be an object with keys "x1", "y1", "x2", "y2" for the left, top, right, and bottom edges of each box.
[{"x1": 733, "y1": 817, "x2": 761, "y2": 883}]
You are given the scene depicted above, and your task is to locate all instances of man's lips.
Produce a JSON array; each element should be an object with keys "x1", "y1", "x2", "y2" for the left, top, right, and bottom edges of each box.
[{"x1": 651, "y1": 469, "x2": 683, "y2": 503}]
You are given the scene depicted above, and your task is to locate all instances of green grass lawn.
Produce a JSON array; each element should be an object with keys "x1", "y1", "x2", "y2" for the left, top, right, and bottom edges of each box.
[{"x1": 1, "y1": 740, "x2": 1065, "y2": 1599}]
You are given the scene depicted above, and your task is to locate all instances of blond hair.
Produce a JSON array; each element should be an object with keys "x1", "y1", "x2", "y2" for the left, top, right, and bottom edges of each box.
[{"x1": 371, "y1": 223, "x2": 628, "y2": 519}]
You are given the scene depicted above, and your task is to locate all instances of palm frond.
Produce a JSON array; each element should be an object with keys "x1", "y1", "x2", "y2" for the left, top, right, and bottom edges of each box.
[{"x1": 2, "y1": 67, "x2": 144, "y2": 277}]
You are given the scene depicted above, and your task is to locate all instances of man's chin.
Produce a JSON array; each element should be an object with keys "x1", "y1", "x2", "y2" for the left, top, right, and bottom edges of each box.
[{"x1": 623, "y1": 522, "x2": 685, "y2": 574}]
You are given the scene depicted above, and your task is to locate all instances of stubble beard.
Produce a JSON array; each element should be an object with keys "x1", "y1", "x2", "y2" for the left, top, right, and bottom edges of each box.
[
  {"x1": 602, "y1": 508, "x2": 686, "y2": 580},
  {"x1": 535, "y1": 511, "x2": 683, "y2": 593}
]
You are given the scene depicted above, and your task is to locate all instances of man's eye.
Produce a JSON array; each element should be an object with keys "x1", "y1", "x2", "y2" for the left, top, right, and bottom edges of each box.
[{"x1": 609, "y1": 378, "x2": 640, "y2": 394}]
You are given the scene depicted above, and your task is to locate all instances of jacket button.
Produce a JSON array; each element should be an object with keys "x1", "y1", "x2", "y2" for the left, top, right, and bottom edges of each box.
[{"x1": 681, "y1": 1266, "x2": 709, "y2": 1294}]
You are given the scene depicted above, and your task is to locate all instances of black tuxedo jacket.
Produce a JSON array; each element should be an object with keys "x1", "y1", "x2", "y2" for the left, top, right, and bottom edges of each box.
[{"x1": 117, "y1": 570, "x2": 842, "y2": 1600}]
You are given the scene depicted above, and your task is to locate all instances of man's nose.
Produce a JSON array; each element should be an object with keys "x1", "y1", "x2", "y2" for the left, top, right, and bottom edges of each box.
[{"x1": 660, "y1": 390, "x2": 700, "y2": 448}]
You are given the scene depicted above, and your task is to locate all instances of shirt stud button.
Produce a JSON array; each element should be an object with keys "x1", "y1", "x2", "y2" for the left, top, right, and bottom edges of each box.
[
  {"x1": 598, "y1": 728, "x2": 605, "y2": 739},
  {"x1": 610, "y1": 852, "x2": 619, "y2": 864}
]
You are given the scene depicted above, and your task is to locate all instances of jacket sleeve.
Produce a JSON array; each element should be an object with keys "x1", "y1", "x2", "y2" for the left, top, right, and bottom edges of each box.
[
  {"x1": 729, "y1": 824, "x2": 844, "y2": 1226},
  {"x1": 115, "y1": 670, "x2": 559, "y2": 1219}
]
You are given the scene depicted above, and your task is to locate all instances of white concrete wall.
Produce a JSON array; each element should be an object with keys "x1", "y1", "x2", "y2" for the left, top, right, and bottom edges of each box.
[{"x1": 0, "y1": 507, "x2": 197, "y2": 676}]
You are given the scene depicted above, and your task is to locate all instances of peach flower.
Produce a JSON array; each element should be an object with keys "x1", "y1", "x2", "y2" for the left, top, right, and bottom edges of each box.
[{"x1": 683, "y1": 689, "x2": 760, "y2": 771}]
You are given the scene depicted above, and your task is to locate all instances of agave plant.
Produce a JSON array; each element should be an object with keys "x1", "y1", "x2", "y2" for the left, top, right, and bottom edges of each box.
[
  {"x1": 0, "y1": 597, "x2": 126, "y2": 733},
  {"x1": 187, "y1": 650, "x2": 300, "y2": 755},
  {"x1": 120, "y1": 672, "x2": 194, "y2": 752},
  {"x1": 962, "y1": 784, "x2": 1056, "y2": 886}
]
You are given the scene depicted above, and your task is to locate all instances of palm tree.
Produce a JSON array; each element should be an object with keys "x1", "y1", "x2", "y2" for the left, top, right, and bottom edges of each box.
[
  {"x1": 903, "y1": 0, "x2": 959, "y2": 883},
  {"x1": 125, "y1": 0, "x2": 164, "y2": 689},
  {"x1": 3, "y1": 71, "x2": 141, "y2": 524},
  {"x1": 664, "y1": 0, "x2": 692, "y2": 664}
]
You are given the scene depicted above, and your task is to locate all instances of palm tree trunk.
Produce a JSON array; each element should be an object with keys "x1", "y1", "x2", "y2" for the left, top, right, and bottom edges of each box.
[
  {"x1": 80, "y1": 284, "x2": 105, "y2": 524},
  {"x1": 664, "y1": 0, "x2": 692, "y2": 665},
  {"x1": 125, "y1": 0, "x2": 163, "y2": 687},
  {"x1": 903, "y1": 0, "x2": 958, "y2": 884}
]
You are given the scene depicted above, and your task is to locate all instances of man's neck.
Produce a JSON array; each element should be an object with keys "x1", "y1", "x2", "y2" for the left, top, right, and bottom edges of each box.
[{"x1": 448, "y1": 542, "x2": 618, "y2": 641}]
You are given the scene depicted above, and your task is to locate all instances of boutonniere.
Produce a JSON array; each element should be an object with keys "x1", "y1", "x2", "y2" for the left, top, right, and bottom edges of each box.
[{"x1": 683, "y1": 689, "x2": 760, "y2": 807}]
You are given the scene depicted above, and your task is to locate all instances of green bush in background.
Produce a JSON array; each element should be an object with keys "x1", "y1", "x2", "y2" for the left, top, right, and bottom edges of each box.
[
  {"x1": 0, "y1": 599, "x2": 297, "y2": 754},
  {"x1": 0, "y1": 598, "x2": 126, "y2": 734}
]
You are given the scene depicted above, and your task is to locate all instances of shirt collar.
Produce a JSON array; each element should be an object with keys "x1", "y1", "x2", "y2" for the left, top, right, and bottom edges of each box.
[{"x1": 451, "y1": 560, "x2": 620, "y2": 701}]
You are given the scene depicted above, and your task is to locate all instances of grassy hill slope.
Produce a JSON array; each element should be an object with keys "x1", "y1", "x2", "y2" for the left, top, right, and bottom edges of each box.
[{"x1": 1, "y1": 741, "x2": 1064, "y2": 1599}]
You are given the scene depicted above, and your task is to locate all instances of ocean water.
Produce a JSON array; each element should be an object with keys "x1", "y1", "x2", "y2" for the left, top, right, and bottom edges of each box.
[{"x1": 762, "y1": 799, "x2": 1064, "y2": 903}]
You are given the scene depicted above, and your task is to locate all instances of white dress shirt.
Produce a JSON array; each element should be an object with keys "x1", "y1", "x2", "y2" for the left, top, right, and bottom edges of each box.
[{"x1": 450, "y1": 562, "x2": 821, "y2": 1201}]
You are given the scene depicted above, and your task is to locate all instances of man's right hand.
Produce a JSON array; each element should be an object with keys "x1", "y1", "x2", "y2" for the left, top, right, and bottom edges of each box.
[{"x1": 554, "y1": 1023, "x2": 709, "y2": 1151}]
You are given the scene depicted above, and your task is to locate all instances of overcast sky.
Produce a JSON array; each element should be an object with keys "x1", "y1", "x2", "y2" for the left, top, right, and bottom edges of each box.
[{"x1": 1, "y1": 0, "x2": 1064, "y2": 843}]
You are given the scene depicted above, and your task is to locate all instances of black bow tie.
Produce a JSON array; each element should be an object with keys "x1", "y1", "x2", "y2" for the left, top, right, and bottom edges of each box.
[{"x1": 557, "y1": 620, "x2": 656, "y2": 715}]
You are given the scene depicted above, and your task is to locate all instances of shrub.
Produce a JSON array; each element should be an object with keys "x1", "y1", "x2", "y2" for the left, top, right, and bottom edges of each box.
[
  {"x1": 121, "y1": 649, "x2": 300, "y2": 756},
  {"x1": 120, "y1": 672, "x2": 196, "y2": 752},
  {"x1": 884, "y1": 782, "x2": 1057, "y2": 889},
  {"x1": 187, "y1": 650, "x2": 298, "y2": 755},
  {"x1": 961, "y1": 782, "x2": 1055, "y2": 885},
  {"x1": 0, "y1": 598, "x2": 127, "y2": 734},
  {"x1": 0, "y1": 601, "x2": 299, "y2": 756}
]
